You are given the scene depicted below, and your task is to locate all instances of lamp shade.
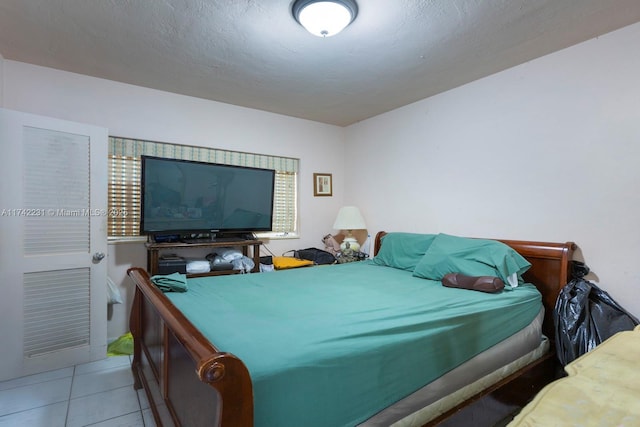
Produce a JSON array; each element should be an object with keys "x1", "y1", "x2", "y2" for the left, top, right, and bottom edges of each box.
[
  {"x1": 292, "y1": 0, "x2": 358, "y2": 37},
  {"x1": 333, "y1": 206, "x2": 366, "y2": 230}
]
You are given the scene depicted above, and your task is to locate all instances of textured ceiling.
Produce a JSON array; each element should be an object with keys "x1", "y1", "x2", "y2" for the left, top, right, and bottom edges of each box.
[{"x1": 1, "y1": 0, "x2": 640, "y2": 126}]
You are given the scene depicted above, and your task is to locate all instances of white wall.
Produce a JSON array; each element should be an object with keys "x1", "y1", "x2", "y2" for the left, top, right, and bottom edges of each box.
[
  {"x1": 0, "y1": 52, "x2": 4, "y2": 106},
  {"x1": 3, "y1": 62, "x2": 347, "y2": 340},
  {"x1": 346, "y1": 22, "x2": 640, "y2": 319}
]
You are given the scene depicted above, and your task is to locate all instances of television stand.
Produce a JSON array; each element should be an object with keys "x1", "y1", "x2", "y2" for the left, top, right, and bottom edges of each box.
[
  {"x1": 181, "y1": 236, "x2": 247, "y2": 244},
  {"x1": 145, "y1": 239, "x2": 263, "y2": 277}
]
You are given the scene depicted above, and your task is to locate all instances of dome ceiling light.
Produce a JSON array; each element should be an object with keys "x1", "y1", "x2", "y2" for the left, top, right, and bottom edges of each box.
[{"x1": 292, "y1": 0, "x2": 358, "y2": 37}]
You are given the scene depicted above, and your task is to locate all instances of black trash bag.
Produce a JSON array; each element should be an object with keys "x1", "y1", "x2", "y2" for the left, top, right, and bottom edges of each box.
[{"x1": 554, "y1": 261, "x2": 639, "y2": 366}]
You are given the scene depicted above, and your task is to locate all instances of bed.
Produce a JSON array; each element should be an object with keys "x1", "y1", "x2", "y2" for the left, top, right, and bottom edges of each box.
[{"x1": 127, "y1": 231, "x2": 576, "y2": 426}]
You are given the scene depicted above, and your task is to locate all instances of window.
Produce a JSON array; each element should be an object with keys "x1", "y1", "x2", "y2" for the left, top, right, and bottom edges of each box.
[{"x1": 108, "y1": 137, "x2": 298, "y2": 239}]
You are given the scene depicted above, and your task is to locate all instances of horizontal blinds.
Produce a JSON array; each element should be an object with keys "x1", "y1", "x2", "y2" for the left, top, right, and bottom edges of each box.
[
  {"x1": 23, "y1": 127, "x2": 91, "y2": 254},
  {"x1": 109, "y1": 137, "x2": 298, "y2": 173},
  {"x1": 108, "y1": 137, "x2": 298, "y2": 237},
  {"x1": 23, "y1": 268, "x2": 91, "y2": 358},
  {"x1": 273, "y1": 171, "x2": 297, "y2": 233},
  {"x1": 108, "y1": 155, "x2": 141, "y2": 237}
]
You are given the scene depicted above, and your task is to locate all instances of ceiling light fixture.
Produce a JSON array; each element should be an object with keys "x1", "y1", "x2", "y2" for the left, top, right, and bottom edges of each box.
[{"x1": 292, "y1": 0, "x2": 358, "y2": 37}]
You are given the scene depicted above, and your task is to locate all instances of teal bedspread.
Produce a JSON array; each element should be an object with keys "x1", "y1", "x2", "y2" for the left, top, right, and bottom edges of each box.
[{"x1": 166, "y1": 261, "x2": 542, "y2": 427}]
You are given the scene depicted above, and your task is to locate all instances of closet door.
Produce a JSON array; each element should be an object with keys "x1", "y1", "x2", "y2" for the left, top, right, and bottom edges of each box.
[{"x1": 0, "y1": 108, "x2": 108, "y2": 380}]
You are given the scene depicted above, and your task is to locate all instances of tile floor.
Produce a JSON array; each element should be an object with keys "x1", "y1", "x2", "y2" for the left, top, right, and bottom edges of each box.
[{"x1": 0, "y1": 356, "x2": 155, "y2": 427}]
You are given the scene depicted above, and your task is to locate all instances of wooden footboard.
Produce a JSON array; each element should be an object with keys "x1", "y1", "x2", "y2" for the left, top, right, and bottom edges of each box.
[{"x1": 128, "y1": 267, "x2": 253, "y2": 427}]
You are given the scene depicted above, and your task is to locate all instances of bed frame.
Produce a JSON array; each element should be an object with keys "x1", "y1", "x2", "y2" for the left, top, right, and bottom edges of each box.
[{"x1": 128, "y1": 232, "x2": 575, "y2": 426}]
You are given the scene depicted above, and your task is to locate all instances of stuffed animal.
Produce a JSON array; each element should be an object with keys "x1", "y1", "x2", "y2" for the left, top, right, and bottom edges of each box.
[{"x1": 322, "y1": 234, "x2": 341, "y2": 255}]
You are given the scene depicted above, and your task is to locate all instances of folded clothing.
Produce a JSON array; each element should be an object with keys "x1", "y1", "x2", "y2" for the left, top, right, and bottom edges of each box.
[
  {"x1": 150, "y1": 272, "x2": 188, "y2": 293},
  {"x1": 273, "y1": 256, "x2": 314, "y2": 270},
  {"x1": 186, "y1": 259, "x2": 211, "y2": 274}
]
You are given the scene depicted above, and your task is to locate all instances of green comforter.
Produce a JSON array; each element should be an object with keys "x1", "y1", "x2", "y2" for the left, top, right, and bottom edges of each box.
[{"x1": 166, "y1": 261, "x2": 542, "y2": 427}]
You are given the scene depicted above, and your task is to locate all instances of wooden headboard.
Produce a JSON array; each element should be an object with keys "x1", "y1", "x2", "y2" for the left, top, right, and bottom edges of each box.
[{"x1": 374, "y1": 232, "x2": 576, "y2": 342}]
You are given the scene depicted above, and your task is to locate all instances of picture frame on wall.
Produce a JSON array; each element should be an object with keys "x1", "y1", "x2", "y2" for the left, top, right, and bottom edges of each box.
[{"x1": 313, "y1": 173, "x2": 332, "y2": 197}]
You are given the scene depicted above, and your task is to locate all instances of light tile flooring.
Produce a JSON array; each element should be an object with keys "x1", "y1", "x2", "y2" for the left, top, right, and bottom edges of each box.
[{"x1": 0, "y1": 356, "x2": 156, "y2": 427}]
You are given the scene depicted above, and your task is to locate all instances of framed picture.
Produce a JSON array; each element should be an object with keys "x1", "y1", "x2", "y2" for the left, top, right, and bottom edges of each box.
[{"x1": 313, "y1": 173, "x2": 332, "y2": 197}]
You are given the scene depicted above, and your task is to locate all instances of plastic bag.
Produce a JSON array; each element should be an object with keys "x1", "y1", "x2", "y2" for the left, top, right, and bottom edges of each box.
[
  {"x1": 107, "y1": 276, "x2": 123, "y2": 305},
  {"x1": 232, "y1": 256, "x2": 255, "y2": 273},
  {"x1": 554, "y1": 262, "x2": 639, "y2": 365},
  {"x1": 107, "y1": 332, "x2": 133, "y2": 356}
]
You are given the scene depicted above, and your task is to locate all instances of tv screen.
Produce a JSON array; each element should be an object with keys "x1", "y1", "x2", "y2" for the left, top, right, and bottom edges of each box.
[{"x1": 140, "y1": 156, "x2": 275, "y2": 235}]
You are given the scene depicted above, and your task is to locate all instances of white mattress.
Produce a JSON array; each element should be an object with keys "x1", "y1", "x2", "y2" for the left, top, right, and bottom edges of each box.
[{"x1": 360, "y1": 308, "x2": 546, "y2": 427}]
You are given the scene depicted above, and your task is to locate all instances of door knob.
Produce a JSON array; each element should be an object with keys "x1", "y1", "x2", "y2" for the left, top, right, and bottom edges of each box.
[{"x1": 93, "y1": 252, "x2": 106, "y2": 262}]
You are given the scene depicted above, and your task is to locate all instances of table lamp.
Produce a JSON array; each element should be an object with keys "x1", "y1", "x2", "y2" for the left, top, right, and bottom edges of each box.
[{"x1": 333, "y1": 206, "x2": 366, "y2": 251}]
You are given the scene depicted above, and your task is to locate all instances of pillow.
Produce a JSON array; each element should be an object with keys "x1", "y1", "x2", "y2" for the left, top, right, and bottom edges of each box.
[
  {"x1": 373, "y1": 232, "x2": 437, "y2": 271},
  {"x1": 412, "y1": 234, "x2": 531, "y2": 287}
]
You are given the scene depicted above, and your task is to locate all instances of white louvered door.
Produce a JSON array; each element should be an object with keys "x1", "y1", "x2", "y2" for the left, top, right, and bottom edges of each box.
[{"x1": 0, "y1": 109, "x2": 108, "y2": 381}]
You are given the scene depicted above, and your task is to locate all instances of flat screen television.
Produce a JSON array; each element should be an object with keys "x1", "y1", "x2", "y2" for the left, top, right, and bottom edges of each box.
[{"x1": 140, "y1": 155, "x2": 275, "y2": 237}]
